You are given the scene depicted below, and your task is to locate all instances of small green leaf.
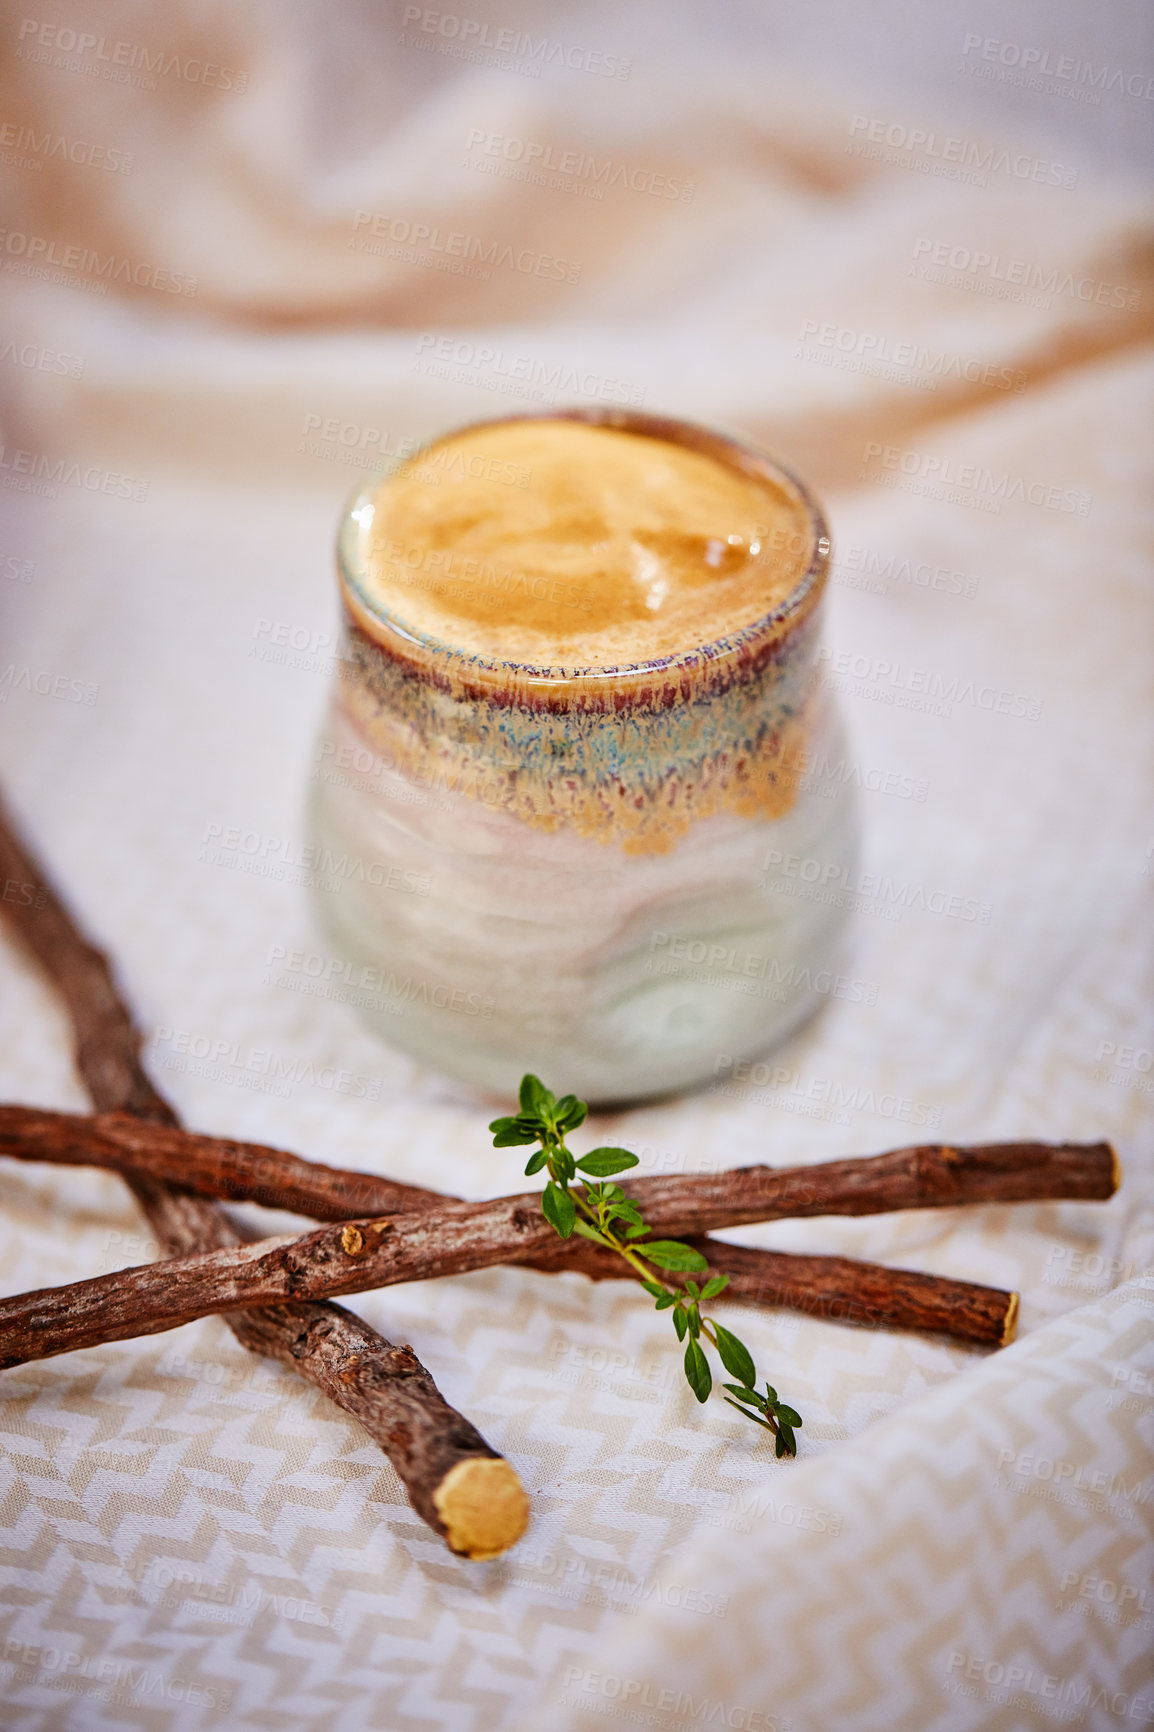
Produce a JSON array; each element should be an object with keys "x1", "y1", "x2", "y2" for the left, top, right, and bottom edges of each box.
[
  {"x1": 683, "y1": 1338, "x2": 712, "y2": 1402},
  {"x1": 672, "y1": 1307, "x2": 688, "y2": 1341},
  {"x1": 684, "y1": 1281, "x2": 700, "y2": 1299},
  {"x1": 721, "y1": 1382, "x2": 761, "y2": 1405},
  {"x1": 541, "y1": 1181, "x2": 576, "y2": 1238},
  {"x1": 523, "y1": 1149, "x2": 549, "y2": 1175},
  {"x1": 519, "y1": 1074, "x2": 551, "y2": 1116},
  {"x1": 575, "y1": 1147, "x2": 639, "y2": 1177},
  {"x1": 654, "y1": 1293, "x2": 676, "y2": 1310},
  {"x1": 572, "y1": 1219, "x2": 610, "y2": 1246},
  {"x1": 639, "y1": 1280, "x2": 667, "y2": 1300},
  {"x1": 776, "y1": 1427, "x2": 797, "y2": 1459},
  {"x1": 686, "y1": 1306, "x2": 701, "y2": 1340},
  {"x1": 637, "y1": 1240, "x2": 709, "y2": 1273},
  {"x1": 700, "y1": 1275, "x2": 730, "y2": 1299},
  {"x1": 492, "y1": 1122, "x2": 542, "y2": 1147},
  {"x1": 624, "y1": 1222, "x2": 650, "y2": 1238},
  {"x1": 713, "y1": 1324, "x2": 756, "y2": 1388},
  {"x1": 555, "y1": 1096, "x2": 589, "y2": 1132},
  {"x1": 776, "y1": 1405, "x2": 803, "y2": 1429}
]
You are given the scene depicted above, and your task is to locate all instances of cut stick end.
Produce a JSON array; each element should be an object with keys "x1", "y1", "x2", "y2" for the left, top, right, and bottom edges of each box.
[
  {"x1": 1000, "y1": 1291, "x2": 1020, "y2": 1346},
  {"x1": 1108, "y1": 1142, "x2": 1121, "y2": 1196},
  {"x1": 433, "y1": 1457, "x2": 530, "y2": 1560}
]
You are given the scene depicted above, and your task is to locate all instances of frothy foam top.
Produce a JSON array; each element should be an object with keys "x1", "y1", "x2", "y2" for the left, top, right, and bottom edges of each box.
[{"x1": 358, "y1": 419, "x2": 814, "y2": 668}]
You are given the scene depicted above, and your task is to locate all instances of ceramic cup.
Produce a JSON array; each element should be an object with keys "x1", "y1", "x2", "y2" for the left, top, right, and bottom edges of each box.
[{"x1": 307, "y1": 409, "x2": 857, "y2": 1103}]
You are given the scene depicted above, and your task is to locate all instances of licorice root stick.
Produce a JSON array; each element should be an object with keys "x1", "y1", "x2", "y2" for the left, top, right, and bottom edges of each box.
[
  {"x1": 0, "y1": 794, "x2": 528, "y2": 1560},
  {"x1": 3, "y1": 1133, "x2": 1107, "y2": 1367},
  {"x1": 0, "y1": 1104, "x2": 1038, "y2": 1347},
  {"x1": 0, "y1": 1102, "x2": 1116, "y2": 1228}
]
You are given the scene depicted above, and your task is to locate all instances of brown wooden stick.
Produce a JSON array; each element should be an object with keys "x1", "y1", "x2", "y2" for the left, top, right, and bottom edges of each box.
[
  {"x1": 0, "y1": 794, "x2": 528, "y2": 1559},
  {"x1": 0, "y1": 1101, "x2": 1117, "y2": 1238},
  {"x1": 0, "y1": 1103, "x2": 1117, "y2": 1228},
  {"x1": 0, "y1": 1104, "x2": 446, "y2": 1216},
  {"x1": 0, "y1": 1104, "x2": 1033, "y2": 1348},
  {"x1": 550, "y1": 1236, "x2": 1017, "y2": 1346},
  {"x1": 671, "y1": 1239, "x2": 1018, "y2": 1347},
  {"x1": 1, "y1": 1103, "x2": 1107, "y2": 1365}
]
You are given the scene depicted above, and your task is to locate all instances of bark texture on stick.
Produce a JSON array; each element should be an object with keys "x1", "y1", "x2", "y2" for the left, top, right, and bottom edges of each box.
[
  {"x1": 0, "y1": 1104, "x2": 1116, "y2": 1226},
  {"x1": 0, "y1": 1105, "x2": 446, "y2": 1218},
  {"x1": 1, "y1": 1120, "x2": 1108, "y2": 1366},
  {"x1": 0, "y1": 1106, "x2": 1028, "y2": 1348},
  {"x1": 669, "y1": 1239, "x2": 1018, "y2": 1347},
  {"x1": 0, "y1": 795, "x2": 527, "y2": 1559}
]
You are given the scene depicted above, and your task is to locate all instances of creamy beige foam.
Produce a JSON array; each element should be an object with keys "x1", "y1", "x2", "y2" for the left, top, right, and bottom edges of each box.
[{"x1": 361, "y1": 420, "x2": 814, "y2": 666}]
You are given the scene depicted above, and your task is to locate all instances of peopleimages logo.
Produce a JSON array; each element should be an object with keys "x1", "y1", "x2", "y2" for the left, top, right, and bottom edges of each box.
[
  {"x1": 860, "y1": 440, "x2": 1092, "y2": 518},
  {"x1": 648, "y1": 932, "x2": 879, "y2": 1004},
  {"x1": 0, "y1": 444, "x2": 148, "y2": 501},
  {"x1": 399, "y1": 9, "x2": 630, "y2": 79},
  {"x1": 761, "y1": 848, "x2": 992, "y2": 924},
  {"x1": 15, "y1": 18, "x2": 247, "y2": 91},
  {"x1": 1043, "y1": 1243, "x2": 1139, "y2": 1292},
  {"x1": 350, "y1": 209, "x2": 581, "y2": 283},
  {"x1": 798, "y1": 318, "x2": 1026, "y2": 392},
  {"x1": 847, "y1": 115, "x2": 1078, "y2": 188},
  {"x1": 0, "y1": 551, "x2": 34, "y2": 582},
  {"x1": 0, "y1": 338, "x2": 84, "y2": 377},
  {"x1": 297, "y1": 415, "x2": 531, "y2": 486},
  {"x1": 0, "y1": 227, "x2": 197, "y2": 294},
  {"x1": 712, "y1": 1055, "x2": 942, "y2": 1129},
  {"x1": 265, "y1": 943, "x2": 495, "y2": 1020},
  {"x1": 198, "y1": 822, "x2": 430, "y2": 897},
  {"x1": 961, "y1": 34, "x2": 1154, "y2": 101},
  {"x1": 0, "y1": 663, "x2": 98, "y2": 705},
  {"x1": 2, "y1": 874, "x2": 47, "y2": 909},
  {"x1": 463, "y1": 129, "x2": 693, "y2": 200},
  {"x1": 833, "y1": 542, "x2": 978, "y2": 600},
  {"x1": 817, "y1": 645, "x2": 1043, "y2": 721},
  {"x1": 995, "y1": 1446, "x2": 1154, "y2": 1515},
  {"x1": 911, "y1": 238, "x2": 1142, "y2": 311},
  {"x1": 944, "y1": 1651, "x2": 1154, "y2": 1722},
  {"x1": 412, "y1": 332, "x2": 645, "y2": 407},
  {"x1": 3, "y1": 1639, "x2": 232, "y2": 1712},
  {"x1": 150, "y1": 1025, "x2": 384, "y2": 1102},
  {"x1": 712, "y1": 1488, "x2": 843, "y2": 1537},
  {"x1": 1058, "y1": 1569, "x2": 1150, "y2": 1620},
  {"x1": 801, "y1": 751, "x2": 929, "y2": 804},
  {"x1": 560, "y1": 1669, "x2": 791, "y2": 1730},
  {"x1": 0, "y1": 121, "x2": 133, "y2": 172}
]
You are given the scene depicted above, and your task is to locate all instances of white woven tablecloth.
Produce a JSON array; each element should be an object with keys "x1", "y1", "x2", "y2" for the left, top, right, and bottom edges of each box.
[{"x1": 0, "y1": 6, "x2": 1151, "y2": 1728}]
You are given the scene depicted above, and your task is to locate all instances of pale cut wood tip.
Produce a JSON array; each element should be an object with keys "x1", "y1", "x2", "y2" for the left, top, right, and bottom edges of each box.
[
  {"x1": 433, "y1": 1458, "x2": 530, "y2": 1560},
  {"x1": 1001, "y1": 1292, "x2": 1020, "y2": 1346}
]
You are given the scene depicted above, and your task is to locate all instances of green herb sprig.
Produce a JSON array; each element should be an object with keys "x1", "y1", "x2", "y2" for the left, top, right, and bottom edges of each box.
[{"x1": 491, "y1": 1074, "x2": 802, "y2": 1457}]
